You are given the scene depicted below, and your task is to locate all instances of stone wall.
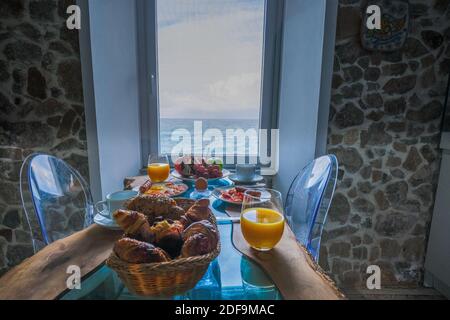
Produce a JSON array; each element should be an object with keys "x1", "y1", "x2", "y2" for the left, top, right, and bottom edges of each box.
[
  {"x1": 0, "y1": 0, "x2": 87, "y2": 276},
  {"x1": 321, "y1": 0, "x2": 450, "y2": 288}
]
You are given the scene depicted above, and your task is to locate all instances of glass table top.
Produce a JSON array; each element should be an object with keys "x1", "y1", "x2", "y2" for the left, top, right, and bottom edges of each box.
[{"x1": 60, "y1": 180, "x2": 281, "y2": 300}]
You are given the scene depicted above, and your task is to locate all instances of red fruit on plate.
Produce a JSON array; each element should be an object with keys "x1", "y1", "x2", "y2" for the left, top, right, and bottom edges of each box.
[{"x1": 174, "y1": 157, "x2": 194, "y2": 176}]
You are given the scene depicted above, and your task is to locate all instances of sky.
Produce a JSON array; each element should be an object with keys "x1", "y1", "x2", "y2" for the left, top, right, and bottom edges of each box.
[{"x1": 157, "y1": 0, "x2": 265, "y2": 119}]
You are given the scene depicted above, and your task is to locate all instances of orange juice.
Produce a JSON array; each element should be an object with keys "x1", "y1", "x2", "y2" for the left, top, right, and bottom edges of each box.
[
  {"x1": 241, "y1": 208, "x2": 285, "y2": 251},
  {"x1": 147, "y1": 163, "x2": 170, "y2": 183}
]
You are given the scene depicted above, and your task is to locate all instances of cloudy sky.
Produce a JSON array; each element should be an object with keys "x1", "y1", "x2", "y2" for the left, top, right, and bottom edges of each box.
[{"x1": 157, "y1": 0, "x2": 265, "y2": 119}]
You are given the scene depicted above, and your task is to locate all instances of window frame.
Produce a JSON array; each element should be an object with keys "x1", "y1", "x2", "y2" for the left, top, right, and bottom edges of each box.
[{"x1": 136, "y1": 0, "x2": 284, "y2": 169}]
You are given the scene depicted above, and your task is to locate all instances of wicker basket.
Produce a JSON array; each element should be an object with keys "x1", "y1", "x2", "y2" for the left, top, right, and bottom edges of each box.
[{"x1": 106, "y1": 198, "x2": 220, "y2": 297}]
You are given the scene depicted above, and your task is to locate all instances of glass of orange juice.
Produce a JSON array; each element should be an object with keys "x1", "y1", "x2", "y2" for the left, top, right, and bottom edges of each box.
[
  {"x1": 241, "y1": 189, "x2": 285, "y2": 251},
  {"x1": 147, "y1": 154, "x2": 170, "y2": 183}
]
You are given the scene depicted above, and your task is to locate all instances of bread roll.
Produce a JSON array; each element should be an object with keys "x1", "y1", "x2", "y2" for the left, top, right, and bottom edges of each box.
[
  {"x1": 166, "y1": 206, "x2": 185, "y2": 221},
  {"x1": 126, "y1": 194, "x2": 177, "y2": 217}
]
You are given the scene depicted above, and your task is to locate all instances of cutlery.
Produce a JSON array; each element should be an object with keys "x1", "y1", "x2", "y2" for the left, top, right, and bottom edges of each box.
[{"x1": 216, "y1": 216, "x2": 240, "y2": 224}]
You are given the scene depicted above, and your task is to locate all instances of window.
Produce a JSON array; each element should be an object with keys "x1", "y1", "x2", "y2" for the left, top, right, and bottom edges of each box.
[{"x1": 138, "y1": 0, "x2": 283, "y2": 166}]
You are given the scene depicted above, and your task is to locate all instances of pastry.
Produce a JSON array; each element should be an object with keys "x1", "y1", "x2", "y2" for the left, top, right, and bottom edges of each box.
[
  {"x1": 126, "y1": 194, "x2": 176, "y2": 215},
  {"x1": 150, "y1": 220, "x2": 184, "y2": 258},
  {"x1": 181, "y1": 233, "x2": 215, "y2": 257},
  {"x1": 114, "y1": 196, "x2": 219, "y2": 262},
  {"x1": 113, "y1": 209, "x2": 148, "y2": 234},
  {"x1": 181, "y1": 220, "x2": 218, "y2": 257},
  {"x1": 165, "y1": 205, "x2": 185, "y2": 221},
  {"x1": 113, "y1": 209, "x2": 155, "y2": 243},
  {"x1": 137, "y1": 225, "x2": 157, "y2": 243},
  {"x1": 126, "y1": 194, "x2": 184, "y2": 222},
  {"x1": 185, "y1": 198, "x2": 211, "y2": 222},
  {"x1": 182, "y1": 220, "x2": 218, "y2": 245},
  {"x1": 113, "y1": 237, "x2": 170, "y2": 263},
  {"x1": 179, "y1": 215, "x2": 193, "y2": 229}
]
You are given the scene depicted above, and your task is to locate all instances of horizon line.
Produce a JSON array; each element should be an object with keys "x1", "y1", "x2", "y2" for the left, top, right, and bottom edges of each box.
[{"x1": 160, "y1": 117, "x2": 259, "y2": 120}]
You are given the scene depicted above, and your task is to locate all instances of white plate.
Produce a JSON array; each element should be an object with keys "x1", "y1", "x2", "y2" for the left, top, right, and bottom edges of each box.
[
  {"x1": 171, "y1": 169, "x2": 231, "y2": 182},
  {"x1": 213, "y1": 186, "x2": 271, "y2": 206},
  {"x1": 132, "y1": 181, "x2": 189, "y2": 197},
  {"x1": 212, "y1": 186, "x2": 244, "y2": 205},
  {"x1": 94, "y1": 212, "x2": 121, "y2": 230}
]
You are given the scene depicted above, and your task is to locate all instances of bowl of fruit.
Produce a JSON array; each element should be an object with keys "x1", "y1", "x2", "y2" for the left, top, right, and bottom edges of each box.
[{"x1": 172, "y1": 156, "x2": 230, "y2": 182}]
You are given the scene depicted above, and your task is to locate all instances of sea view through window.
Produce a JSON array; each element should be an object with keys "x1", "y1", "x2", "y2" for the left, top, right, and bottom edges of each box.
[{"x1": 156, "y1": 0, "x2": 265, "y2": 157}]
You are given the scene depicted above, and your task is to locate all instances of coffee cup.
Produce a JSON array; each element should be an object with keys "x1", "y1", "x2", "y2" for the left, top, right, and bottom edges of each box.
[
  {"x1": 235, "y1": 164, "x2": 257, "y2": 182},
  {"x1": 95, "y1": 190, "x2": 138, "y2": 219}
]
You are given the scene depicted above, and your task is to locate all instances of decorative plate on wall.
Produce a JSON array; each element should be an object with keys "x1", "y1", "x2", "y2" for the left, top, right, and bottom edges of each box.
[{"x1": 361, "y1": 0, "x2": 409, "y2": 52}]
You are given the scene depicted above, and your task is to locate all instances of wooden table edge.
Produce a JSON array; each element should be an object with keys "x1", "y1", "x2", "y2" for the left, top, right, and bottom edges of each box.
[
  {"x1": 0, "y1": 224, "x2": 122, "y2": 300},
  {"x1": 224, "y1": 195, "x2": 345, "y2": 300}
]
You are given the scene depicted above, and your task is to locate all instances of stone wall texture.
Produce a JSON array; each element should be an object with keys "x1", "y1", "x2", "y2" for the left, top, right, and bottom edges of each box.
[
  {"x1": 0, "y1": 0, "x2": 87, "y2": 276},
  {"x1": 321, "y1": 0, "x2": 450, "y2": 288}
]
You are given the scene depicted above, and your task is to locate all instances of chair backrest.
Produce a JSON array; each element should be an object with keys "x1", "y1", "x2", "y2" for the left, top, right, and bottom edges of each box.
[
  {"x1": 19, "y1": 153, "x2": 94, "y2": 252},
  {"x1": 284, "y1": 155, "x2": 338, "y2": 262}
]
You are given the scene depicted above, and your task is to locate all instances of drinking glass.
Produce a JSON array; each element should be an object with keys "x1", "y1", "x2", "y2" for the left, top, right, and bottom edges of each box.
[
  {"x1": 240, "y1": 188, "x2": 285, "y2": 251},
  {"x1": 147, "y1": 154, "x2": 170, "y2": 183},
  {"x1": 240, "y1": 256, "x2": 281, "y2": 300}
]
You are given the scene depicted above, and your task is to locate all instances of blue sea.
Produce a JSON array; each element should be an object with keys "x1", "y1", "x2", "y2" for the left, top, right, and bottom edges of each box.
[{"x1": 160, "y1": 118, "x2": 259, "y2": 156}]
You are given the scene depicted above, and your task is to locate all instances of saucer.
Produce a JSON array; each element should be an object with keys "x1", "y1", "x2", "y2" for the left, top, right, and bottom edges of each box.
[
  {"x1": 94, "y1": 212, "x2": 121, "y2": 230},
  {"x1": 229, "y1": 174, "x2": 264, "y2": 185}
]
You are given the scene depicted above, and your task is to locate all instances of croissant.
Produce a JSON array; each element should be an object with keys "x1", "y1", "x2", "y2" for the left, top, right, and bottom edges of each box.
[
  {"x1": 182, "y1": 220, "x2": 218, "y2": 245},
  {"x1": 185, "y1": 198, "x2": 211, "y2": 222},
  {"x1": 113, "y1": 210, "x2": 156, "y2": 243},
  {"x1": 113, "y1": 237, "x2": 170, "y2": 263},
  {"x1": 181, "y1": 233, "x2": 216, "y2": 257},
  {"x1": 113, "y1": 209, "x2": 147, "y2": 234}
]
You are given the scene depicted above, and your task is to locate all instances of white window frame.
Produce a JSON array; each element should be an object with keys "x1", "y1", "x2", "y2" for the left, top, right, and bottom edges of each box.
[
  {"x1": 79, "y1": 0, "x2": 337, "y2": 200},
  {"x1": 136, "y1": 0, "x2": 285, "y2": 169}
]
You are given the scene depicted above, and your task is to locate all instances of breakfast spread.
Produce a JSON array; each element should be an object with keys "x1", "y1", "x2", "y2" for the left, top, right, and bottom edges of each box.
[{"x1": 112, "y1": 195, "x2": 219, "y2": 263}]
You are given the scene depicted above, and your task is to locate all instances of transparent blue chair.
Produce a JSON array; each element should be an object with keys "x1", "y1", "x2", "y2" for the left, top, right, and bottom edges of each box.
[
  {"x1": 284, "y1": 155, "x2": 338, "y2": 262},
  {"x1": 19, "y1": 153, "x2": 94, "y2": 252},
  {"x1": 19, "y1": 153, "x2": 123, "y2": 299}
]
